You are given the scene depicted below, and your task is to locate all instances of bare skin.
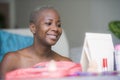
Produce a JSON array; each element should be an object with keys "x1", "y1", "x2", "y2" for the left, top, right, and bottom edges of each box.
[{"x1": 0, "y1": 8, "x2": 72, "y2": 78}]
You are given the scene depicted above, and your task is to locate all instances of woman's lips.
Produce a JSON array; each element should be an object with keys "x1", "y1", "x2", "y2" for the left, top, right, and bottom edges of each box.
[{"x1": 47, "y1": 34, "x2": 58, "y2": 40}]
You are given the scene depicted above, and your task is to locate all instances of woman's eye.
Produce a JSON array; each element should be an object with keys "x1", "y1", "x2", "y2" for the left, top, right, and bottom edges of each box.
[
  {"x1": 45, "y1": 22, "x2": 52, "y2": 26},
  {"x1": 57, "y1": 24, "x2": 61, "y2": 27}
]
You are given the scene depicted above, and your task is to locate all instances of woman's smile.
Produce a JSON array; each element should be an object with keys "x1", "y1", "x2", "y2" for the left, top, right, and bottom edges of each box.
[{"x1": 47, "y1": 33, "x2": 58, "y2": 40}]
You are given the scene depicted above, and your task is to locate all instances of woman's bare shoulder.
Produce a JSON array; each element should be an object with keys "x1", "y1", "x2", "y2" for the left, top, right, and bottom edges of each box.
[
  {"x1": 53, "y1": 52, "x2": 72, "y2": 62},
  {"x1": 0, "y1": 51, "x2": 21, "y2": 77},
  {"x1": 1, "y1": 51, "x2": 20, "y2": 63},
  {"x1": 1, "y1": 51, "x2": 21, "y2": 67},
  {"x1": 60, "y1": 55, "x2": 72, "y2": 61},
  {"x1": 1, "y1": 48, "x2": 29, "y2": 68}
]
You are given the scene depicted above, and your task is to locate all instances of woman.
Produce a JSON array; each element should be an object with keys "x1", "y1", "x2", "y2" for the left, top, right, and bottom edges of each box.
[{"x1": 0, "y1": 6, "x2": 72, "y2": 77}]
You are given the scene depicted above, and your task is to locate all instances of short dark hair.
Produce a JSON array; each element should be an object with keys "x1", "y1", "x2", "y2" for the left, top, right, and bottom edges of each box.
[{"x1": 29, "y1": 6, "x2": 58, "y2": 24}]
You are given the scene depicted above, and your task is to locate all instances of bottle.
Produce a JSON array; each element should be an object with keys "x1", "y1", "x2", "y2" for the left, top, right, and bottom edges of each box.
[{"x1": 102, "y1": 58, "x2": 108, "y2": 72}]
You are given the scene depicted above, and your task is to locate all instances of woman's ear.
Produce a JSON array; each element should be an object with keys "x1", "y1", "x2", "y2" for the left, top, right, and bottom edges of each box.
[{"x1": 29, "y1": 23, "x2": 36, "y2": 34}]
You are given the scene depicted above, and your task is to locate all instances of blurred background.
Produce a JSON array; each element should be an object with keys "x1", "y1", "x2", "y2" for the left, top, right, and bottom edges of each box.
[{"x1": 0, "y1": 0, "x2": 120, "y2": 62}]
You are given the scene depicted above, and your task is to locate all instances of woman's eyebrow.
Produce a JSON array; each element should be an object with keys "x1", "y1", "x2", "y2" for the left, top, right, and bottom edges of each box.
[{"x1": 46, "y1": 19, "x2": 61, "y2": 22}]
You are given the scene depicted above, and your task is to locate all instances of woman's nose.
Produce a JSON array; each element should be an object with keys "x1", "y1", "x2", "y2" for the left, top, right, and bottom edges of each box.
[{"x1": 51, "y1": 24, "x2": 58, "y2": 31}]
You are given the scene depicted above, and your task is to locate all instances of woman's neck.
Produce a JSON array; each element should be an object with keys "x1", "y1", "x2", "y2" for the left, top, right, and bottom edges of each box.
[{"x1": 30, "y1": 43, "x2": 53, "y2": 58}]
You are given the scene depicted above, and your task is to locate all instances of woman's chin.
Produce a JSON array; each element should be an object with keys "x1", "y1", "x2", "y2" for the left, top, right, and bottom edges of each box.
[
  {"x1": 50, "y1": 42, "x2": 57, "y2": 45},
  {"x1": 47, "y1": 40, "x2": 58, "y2": 45}
]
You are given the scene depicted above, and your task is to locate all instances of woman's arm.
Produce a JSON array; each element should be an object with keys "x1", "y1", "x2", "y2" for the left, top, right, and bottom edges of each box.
[{"x1": 0, "y1": 52, "x2": 19, "y2": 78}]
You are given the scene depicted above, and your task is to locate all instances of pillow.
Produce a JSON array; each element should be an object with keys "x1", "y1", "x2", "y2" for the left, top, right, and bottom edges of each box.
[{"x1": 0, "y1": 30, "x2": 33, "y2": 61}]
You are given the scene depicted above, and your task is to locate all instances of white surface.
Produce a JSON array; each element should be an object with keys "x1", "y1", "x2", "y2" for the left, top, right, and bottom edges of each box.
[
  {"x1": 3, "y1": 28, "x2": 69, "y2": 57},
  {"x1": 4, "y1": 28, "x2": 32, "y2": 36},
  {"x1": 80, "y1": 33, "x2": 114, "y2": 72}
]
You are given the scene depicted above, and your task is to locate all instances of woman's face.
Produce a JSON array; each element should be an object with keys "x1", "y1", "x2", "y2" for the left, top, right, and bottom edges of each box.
[{"x1": 35, "y1": 9, "x2": 62, "y2": 46}]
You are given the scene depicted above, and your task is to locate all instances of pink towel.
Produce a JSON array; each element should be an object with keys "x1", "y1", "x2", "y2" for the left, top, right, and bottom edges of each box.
[{"x1": 5, "y1": 61, "x2": 82, "y2": 80}]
